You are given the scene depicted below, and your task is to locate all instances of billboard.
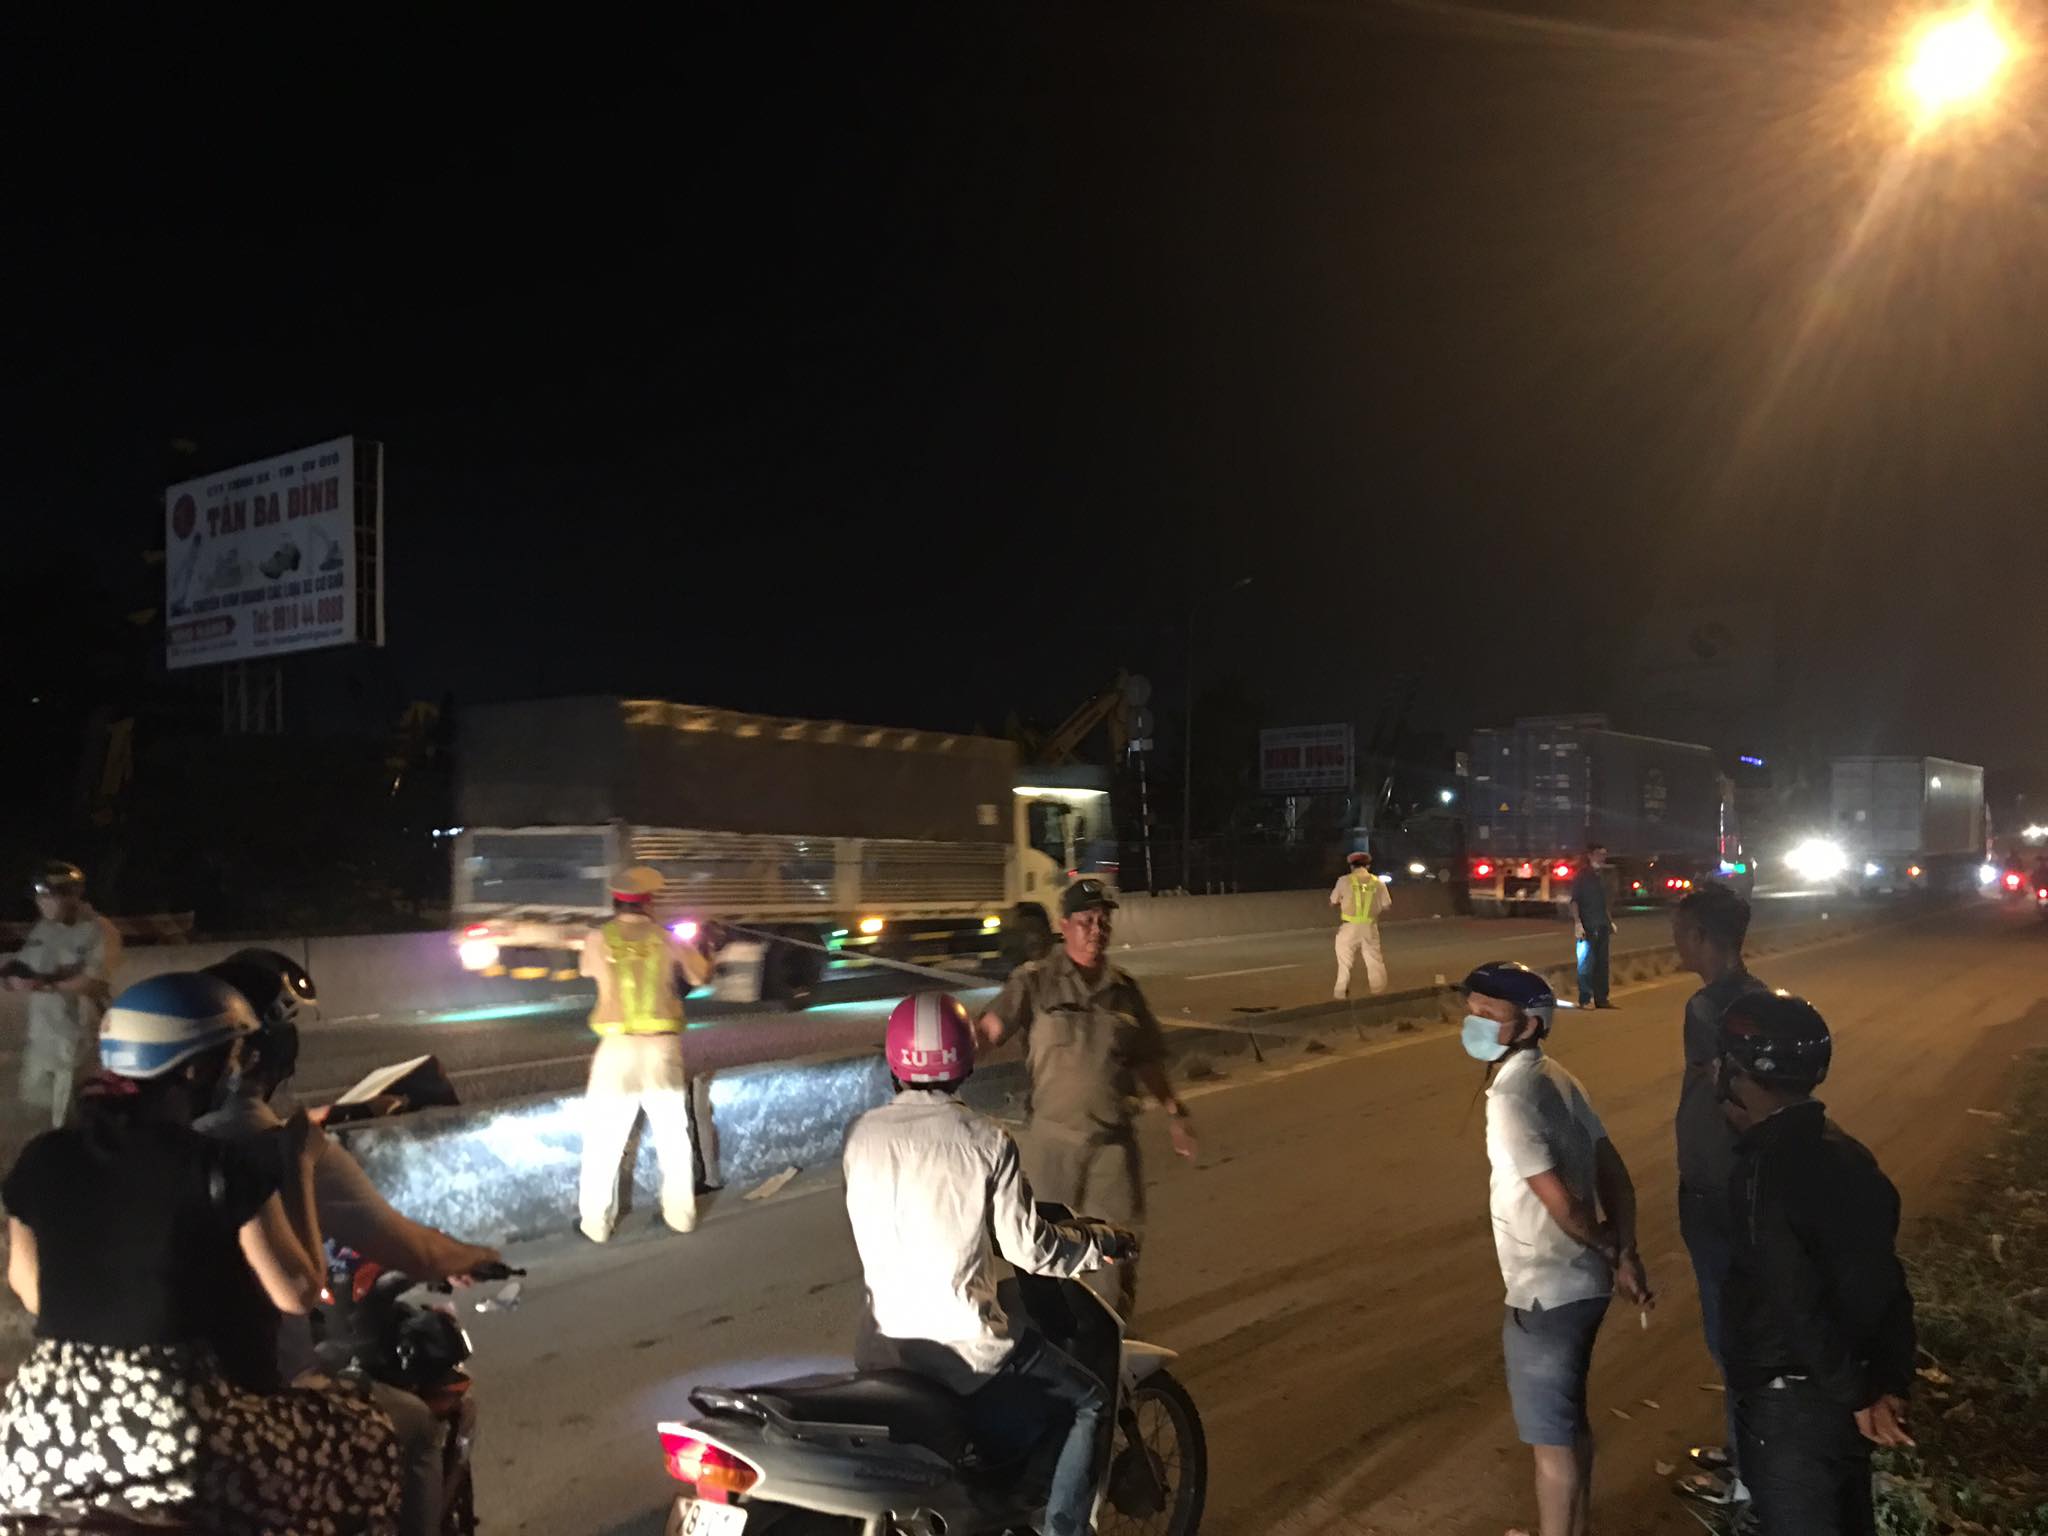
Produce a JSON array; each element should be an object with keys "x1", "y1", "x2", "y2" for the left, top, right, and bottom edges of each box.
[
  {"x1": 165, "y1": 436, "x2": 384, "y2": 669},
  {"x1": 1260, "y1": 723, "x2": 1355, "y2": 794}
]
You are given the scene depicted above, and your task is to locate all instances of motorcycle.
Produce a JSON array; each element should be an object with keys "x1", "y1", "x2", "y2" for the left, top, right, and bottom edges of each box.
[
  {"x1": 317, "y1": 1247, "x2": 527, "y2": 1536},
  {"x1": 654, "y1": 1235, "x2": 1207, "y2": 1536}
]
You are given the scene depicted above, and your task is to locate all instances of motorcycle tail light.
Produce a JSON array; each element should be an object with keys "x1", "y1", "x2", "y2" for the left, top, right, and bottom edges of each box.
[
  {"x1": 661, "y1": 1431, "x2": 759, "y2": 1500},
  {"x1": 2006, "y1": 872, "x2": 2022, "y2": 889}
]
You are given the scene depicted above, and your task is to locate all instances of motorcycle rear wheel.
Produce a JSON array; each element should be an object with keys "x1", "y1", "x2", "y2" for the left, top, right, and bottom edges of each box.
[{"x1": 1101, "y1": 1370, "x2": 1206, "y2": 1536}]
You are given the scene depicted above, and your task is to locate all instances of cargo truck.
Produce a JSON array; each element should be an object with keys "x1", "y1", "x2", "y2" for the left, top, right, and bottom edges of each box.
[
  {"x1": 448, "y1": 697, "x2": 1112, "y2": 1003},
  {"x1": 1825, "y1": 755, "x2": 1985, "y2": 896},
  {"x1": 1466, "y1": 715, "x2": 1749, "y2": 917}
]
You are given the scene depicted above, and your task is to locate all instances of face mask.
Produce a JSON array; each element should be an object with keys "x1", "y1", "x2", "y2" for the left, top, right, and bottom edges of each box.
[{"x1": 1461, "y1": 1014, "x2": 1511, "y2": 1062}]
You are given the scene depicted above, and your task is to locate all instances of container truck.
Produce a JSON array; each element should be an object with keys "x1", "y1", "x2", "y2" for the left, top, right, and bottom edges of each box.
[
  {"x1": 449, "y1": 697, "x2": 1112, "y2": 1003},
  {"x1": 1824, "y1": 755, "x2": 1985, "y2": 896},
  {"x1": 1465, "y1": 715, "x2": 1748, "y2": 917}
]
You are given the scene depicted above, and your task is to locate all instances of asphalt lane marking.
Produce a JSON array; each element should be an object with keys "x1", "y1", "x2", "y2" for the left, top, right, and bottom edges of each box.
[{"x1": 1185, "y1": 963, "x2": 1303, "y2": 981}]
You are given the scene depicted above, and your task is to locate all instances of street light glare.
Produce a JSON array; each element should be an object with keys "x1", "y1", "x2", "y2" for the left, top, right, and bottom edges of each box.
[{"x1": 1902, "y1": 8, "x2": 2010, "y2": 118}]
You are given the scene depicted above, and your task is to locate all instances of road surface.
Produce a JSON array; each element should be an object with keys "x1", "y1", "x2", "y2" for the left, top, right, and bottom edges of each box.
[
  {"x1": 455, "y1": 899, "x2": 2046, "y2": 1536},
  {"x1": 270, "y1": 893, "x2": 1831, "y2": 1102}
]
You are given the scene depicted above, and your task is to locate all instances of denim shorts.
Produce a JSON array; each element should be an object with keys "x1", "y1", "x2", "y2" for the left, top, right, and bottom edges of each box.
[{"x1": 1502, "y1": 1295, "x2": 1611, "y2": 1445}]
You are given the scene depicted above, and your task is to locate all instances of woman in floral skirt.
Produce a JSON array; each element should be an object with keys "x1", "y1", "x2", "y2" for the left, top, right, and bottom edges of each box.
[{"x1": 0, "y1": 972, "x2": 399, "y2": 1533}]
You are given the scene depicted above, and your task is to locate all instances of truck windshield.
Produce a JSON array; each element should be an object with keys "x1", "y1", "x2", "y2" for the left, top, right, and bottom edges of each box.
[
  {"x1": 1027, "y1": 801, "x2": 1072, "y2": 868},
  {"x1": 463, "y1": 832, "x2": 610, "y2": 910}
]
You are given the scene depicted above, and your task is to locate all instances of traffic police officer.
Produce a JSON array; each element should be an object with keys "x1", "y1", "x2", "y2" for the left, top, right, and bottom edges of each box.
[
  {"x1": 577, "y1": 866, "x2": 712, "y2": 1242},
  {"x1": 1330, "y1": 850, "x2": 1392, "y2": 999},
  {"x1": 2, "y1": 861, "x2": 122, "y2": 1126},
  {"x1": 1717, "y1": 991, "x2": 1915, "y2": 1535},
  {"x1": 977, "y1": 878, "x2": 1195, "y2": 1317}
]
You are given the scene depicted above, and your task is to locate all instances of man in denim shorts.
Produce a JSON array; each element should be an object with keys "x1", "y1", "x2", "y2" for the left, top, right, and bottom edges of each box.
[{"x1": 1461, "y1": 961, "x2": 1654, "y2": 1536}]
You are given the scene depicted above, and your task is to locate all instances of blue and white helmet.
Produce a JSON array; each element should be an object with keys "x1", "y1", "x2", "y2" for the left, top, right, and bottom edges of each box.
[
  {"x1": 101, "y1": 973, "x2": 261, "y2": 1080},
  {"x1": 1460, "y1": 960, "x2": 1559, "y2": 1036}
]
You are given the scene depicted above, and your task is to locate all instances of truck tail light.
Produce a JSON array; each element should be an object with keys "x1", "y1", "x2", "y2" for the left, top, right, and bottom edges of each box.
[
  {"x1": 1551, "y1": 862, "x2": 1573, "y2": 881},
  {"x1": 1472, "y1": 861, "x2": 1494, "y2": 879},
  {"x1": 463, "y1": 924, "x2": 492, "y2": 938}
]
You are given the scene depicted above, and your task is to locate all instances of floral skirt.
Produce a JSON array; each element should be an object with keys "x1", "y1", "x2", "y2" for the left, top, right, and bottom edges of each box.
[{"x1": 0, "y1": 1338, "x2": 400, "y2": 1535}]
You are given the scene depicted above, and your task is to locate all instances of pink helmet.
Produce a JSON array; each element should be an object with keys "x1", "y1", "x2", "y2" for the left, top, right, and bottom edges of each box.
[{"x1": 885, "y1": 993, "x2": 975, "y2": 1084}]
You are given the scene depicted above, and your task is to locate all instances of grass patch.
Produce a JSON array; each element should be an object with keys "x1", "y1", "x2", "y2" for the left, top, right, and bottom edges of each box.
[{"x1": 1875, "y1": 1048, "x2": 2048, "y2": 1536}]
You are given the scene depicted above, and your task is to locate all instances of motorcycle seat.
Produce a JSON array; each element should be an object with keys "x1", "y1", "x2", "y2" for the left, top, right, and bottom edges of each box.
[{"x1": 746, "y1": 1372, "x2": 970, "y2": 1462}]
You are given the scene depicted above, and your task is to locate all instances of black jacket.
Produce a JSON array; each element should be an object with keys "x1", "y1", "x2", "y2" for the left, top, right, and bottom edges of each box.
[{"x1": 1723, "y1": 1100, "x2": 1915, "y2": 1407}]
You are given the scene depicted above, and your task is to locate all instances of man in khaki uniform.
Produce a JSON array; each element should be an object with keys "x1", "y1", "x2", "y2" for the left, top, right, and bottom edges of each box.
[
  {"x1": 977, "y1": 879, "x2": 1195, "y2": 1317},
  {"x1": 1330, "y1": 850, "x2": 1392, "y2": 999},
  {"x1": 2, "y1": 861, "x2": 121, "y2": 1126},
  {"x1": 577, "y1": 866, "x2": 711, "y2": 1242}
]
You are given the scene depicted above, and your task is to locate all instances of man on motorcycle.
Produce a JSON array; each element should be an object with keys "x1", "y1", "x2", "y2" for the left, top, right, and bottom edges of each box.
[
  {"x1": 844, "y1": 993, "x2": 1133, "y2": 1536},
  {"x1": 196, "y1": 947, "x2": 501, "y2": 1536}
]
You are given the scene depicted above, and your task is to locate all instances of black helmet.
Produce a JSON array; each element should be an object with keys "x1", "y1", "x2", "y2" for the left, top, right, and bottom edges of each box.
[
  {"x1": 33, "y1": 860, "x2": 84, "y2": 897},
  {"x1": 203, "y1": 948, "x2": 316, "y2": 1086},
  {"x1": 1461, "y1": 960, "x2": 1558, "y2": 1027},
  {"x1": 1718, "y1": 990, "x2": 1831, "y2": 1092}
]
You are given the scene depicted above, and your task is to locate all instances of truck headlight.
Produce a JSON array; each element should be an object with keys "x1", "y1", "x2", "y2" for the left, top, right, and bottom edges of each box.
[{"x1": 458, "y1": 938, "x2": 501, "y2": 971}]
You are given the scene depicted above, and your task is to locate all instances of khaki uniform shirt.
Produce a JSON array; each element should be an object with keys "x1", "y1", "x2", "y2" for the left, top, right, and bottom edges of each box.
[
  {"x1": 987, "y1": 949, "x2": 1167, "y2": 1139},
  {"x1": 12, "y1": 907, "x2": 121, "y2": 1050}
]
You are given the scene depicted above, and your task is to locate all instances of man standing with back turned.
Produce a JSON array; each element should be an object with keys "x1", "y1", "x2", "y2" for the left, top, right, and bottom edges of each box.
[
  {"x1": 578, "y1": 866, "x2": 711, "y2": 1243},
  {"x1": 1331, "y1": 850, "x2": 1392, "y2": 1000},
  {"x1": 977, "y1": 878, "x2": 1196, "y2": 1318}
]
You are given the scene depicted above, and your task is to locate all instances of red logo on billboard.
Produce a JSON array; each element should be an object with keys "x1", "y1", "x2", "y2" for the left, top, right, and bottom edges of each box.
[{"x1": 172, "y1": 494, "x2": 198, "y2": 541}]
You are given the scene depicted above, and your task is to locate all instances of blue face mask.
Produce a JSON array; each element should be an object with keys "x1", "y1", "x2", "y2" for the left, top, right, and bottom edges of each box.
[{"x1": 1462, "y1": 1014, "x2": 1511, "y2": 1062}]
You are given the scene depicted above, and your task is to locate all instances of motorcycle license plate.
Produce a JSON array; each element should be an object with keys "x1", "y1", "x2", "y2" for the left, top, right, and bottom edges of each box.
[{"x1": 668, "y1": 1498, "x2": 747, "y2": 1536}]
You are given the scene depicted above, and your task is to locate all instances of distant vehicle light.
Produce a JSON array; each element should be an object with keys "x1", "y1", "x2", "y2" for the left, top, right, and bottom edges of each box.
[
  {"x1": 981, "y1": 914, "x2": 1002, "y2": 931},
  {"x1": 1930, "y1": 775, "x2": 1943, "y2": 790},
  {"x1": 1551, "y1": 862, "x2": 1573, "y2": 881},
  {"x1": 858, "y1": 916, "x2": 885, "y2": 935},
  {"x1": 1739, "y1": 754, "x2": 1766, "y2": 767},
  {"x1": 1907, "y1": 865, "x2": 1923, "y2": 880},
  {"x1": 1407, "y1": 861, "x2": 1428, "y2": 876},
  {"x1": 1979, "y1": 862, "x2": 2000, "y2": 886},
  {"x1": 2005, "y1": 871, "x2": 2023, "y2": 890},
  {"x1": 1785, "y1": 839, "x2": 1847, "y2": 881},
  {"x1": 1864, "y1": 861, "x2": 1883, "y2": 878},
  {"x1": 457, "y1": 938, "x2": 500, "y2": 972},
  {"x1": 2024, "y1": 824, "x2": 2048, "y2": 842},
  {"x1": 1473, "y1": 861, "x2": 1494, "y2": 878},
  {"x1": 1631, "y1": 880, "x2": 1643, "y2": 891},
  {"x1": 1518, "y1": 862, "x2": 1536, "y2": 879},
  {"x1": 463, "y1": 924, "x2": 492, "y2": 939},
  {"x1": 1439, "y1": 789, "x2": 1455, "y2": 805},
  {"x1": 671, "y1": 920, "x2": 700, "y2": 942},
  {"x1": 1377, "y1": 873, "x2": 1393, "y2": 886}
]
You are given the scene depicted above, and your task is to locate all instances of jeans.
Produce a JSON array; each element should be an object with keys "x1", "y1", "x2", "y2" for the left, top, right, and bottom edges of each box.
[
  {"x1": 1737, "y1": 1381, "x2": 1875, "y2": 1535},
  {"x1": 973, "y1": 1331, "x2": 1108, "y2": 1536},
  {"x1": 1678, "y1": 1185, "x2": 1739, "y2": 1468},
  {"x1": 1575, "y1": 929, "x2": 1611, "y2": 1006},
  {"x1": 368, "y1": 1379, "x2": 444, "y2": 1536}
]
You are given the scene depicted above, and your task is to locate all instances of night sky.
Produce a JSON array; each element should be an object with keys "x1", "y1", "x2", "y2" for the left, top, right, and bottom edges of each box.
[{"x1": 9, "y1": 4, "x2": 2045, "y2": 775}]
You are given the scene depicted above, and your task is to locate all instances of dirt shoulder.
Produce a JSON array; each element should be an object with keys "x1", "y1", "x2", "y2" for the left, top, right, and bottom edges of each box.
[{"x1": 1875, "y1": 1043, "x2": 2048, "y2": 1536}]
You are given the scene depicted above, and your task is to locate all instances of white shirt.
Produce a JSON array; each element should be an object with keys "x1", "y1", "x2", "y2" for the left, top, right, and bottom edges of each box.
[
  {"x1": 842, "y1": 1089, "x2": 1108, "y2": 1391},
  {"x1": 1329, "y1": 874, "x2": 1391, "y2": 922},
  {"x1": 1484, "y1": 1048, "x2": 1613, "y2": 1310}
]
